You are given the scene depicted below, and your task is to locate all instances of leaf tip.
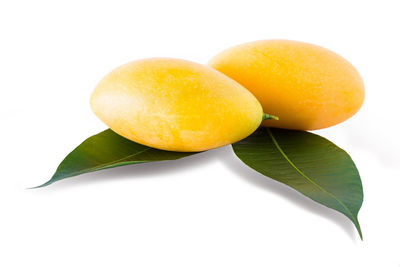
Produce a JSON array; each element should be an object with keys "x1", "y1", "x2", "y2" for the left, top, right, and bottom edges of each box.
[
  {"x1": 27, "y1": 179, "x2": 53, "y2": 189},
  {"x1": 355, "y1": 220, "x2": 363, "y2": 241}
]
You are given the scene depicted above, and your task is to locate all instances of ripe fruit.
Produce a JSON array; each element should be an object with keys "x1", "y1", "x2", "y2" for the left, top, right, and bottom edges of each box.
[
  {"x1": 209, "y1": 40, "x2": 365, "y2": 130},
  {"x1": 90, "y1": 58, "x2": 265, "y2": 152}
]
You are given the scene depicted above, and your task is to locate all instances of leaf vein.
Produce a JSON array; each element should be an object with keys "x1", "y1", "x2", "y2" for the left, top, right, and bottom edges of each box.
[{"x1": 266, "y1": 128, "x2": 361, "y2": 237}]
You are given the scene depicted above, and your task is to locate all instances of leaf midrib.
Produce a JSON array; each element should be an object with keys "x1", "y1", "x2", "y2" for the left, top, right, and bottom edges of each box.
[
  {"x1": 266, "y1": 128, "x2": 362, "y2": 238},
  {"x1": 59, "y1": 147, "x2": 152, "y2": 178}
]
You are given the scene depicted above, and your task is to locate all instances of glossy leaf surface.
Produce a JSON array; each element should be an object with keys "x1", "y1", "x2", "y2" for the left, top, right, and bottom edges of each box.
[
  {"x1": 37, "y1": 129, "x2": 197, "y2": 188},
  {"x1": 232, "y1": 128, "x2": 364, "y2": 239}
]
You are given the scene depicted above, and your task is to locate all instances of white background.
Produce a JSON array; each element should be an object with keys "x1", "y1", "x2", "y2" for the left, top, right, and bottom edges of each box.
[{"x1": 1, "y1": 0, "x2": 399, "y2": 266}]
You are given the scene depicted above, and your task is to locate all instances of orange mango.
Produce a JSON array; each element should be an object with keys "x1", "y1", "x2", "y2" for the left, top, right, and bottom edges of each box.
[{"x1": 209, "y1": 40, "x2": 365, "y2": 130}]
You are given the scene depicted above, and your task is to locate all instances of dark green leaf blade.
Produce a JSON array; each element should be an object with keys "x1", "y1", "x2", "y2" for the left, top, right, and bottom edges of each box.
[
  {"x1": 232, "y1": 128, "x2": 364, "y2": 239},
  {"x1": 36, "y1": 129, "x2": 197, "y2": 188}
]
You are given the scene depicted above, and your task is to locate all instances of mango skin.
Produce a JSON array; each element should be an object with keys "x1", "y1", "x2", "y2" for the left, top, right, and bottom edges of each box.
[
  {"x1": 90, "y1": 58, "x2": 263, "y2": 152},
  {"x1": 209, "y1": 40, "x2": 365, "y2": 130}
]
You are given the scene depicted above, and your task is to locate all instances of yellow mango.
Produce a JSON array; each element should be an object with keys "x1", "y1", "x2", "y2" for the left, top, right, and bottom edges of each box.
[
  {"x1": 209, "y1": 40, "x2": 365, "y2": 130},
  {"x1": 90, "y1": 58, "x2": 265, "y2": 152}
]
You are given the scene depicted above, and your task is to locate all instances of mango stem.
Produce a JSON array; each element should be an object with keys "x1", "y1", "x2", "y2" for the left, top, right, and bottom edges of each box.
[{"x1": 262, "y1": 113, "x2": 279, "y2": 121}]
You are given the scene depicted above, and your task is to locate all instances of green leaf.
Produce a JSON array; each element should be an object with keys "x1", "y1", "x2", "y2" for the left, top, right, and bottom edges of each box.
[
  {"x1": 35, "y1": 129, "x2": 197, "y2": 188},
  {"x1": 232, "y1": 128, "x2": 364, "y2": 239}
]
